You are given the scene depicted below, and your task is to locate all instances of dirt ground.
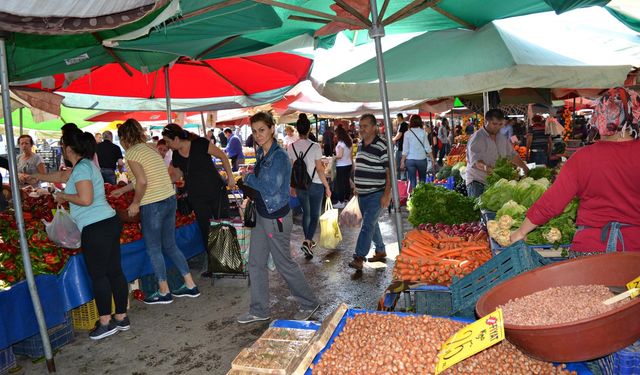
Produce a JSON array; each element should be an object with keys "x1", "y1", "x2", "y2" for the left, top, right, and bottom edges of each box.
[{"x1": 15, "y1": 210, "x2": 405, "y2": 375}]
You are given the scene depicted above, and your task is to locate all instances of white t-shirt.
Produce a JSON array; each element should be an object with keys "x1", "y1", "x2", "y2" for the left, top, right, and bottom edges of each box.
[
  {"x1": 335, "y1": 141, "x2": 352, "y2": 167},
  {"x1": 287, "y1": 139, "x2": 322, "y2": 185}
]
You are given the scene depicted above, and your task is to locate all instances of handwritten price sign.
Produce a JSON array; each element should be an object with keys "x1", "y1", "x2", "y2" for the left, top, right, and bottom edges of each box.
[
  {"x1": 435, "y1": 309, "x2": 505, "y2": 374},
  {"x1": 627, "y1": 275, "x2": 640, "y2": 299}
]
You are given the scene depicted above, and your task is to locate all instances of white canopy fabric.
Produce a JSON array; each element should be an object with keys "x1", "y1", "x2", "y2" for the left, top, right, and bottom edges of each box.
[
  {"x1": 0, "y1": 1, "x2": 156, "y2": 18},
  {"x1": 320, "y1": 8, "x2": 640, "y2": 102}
]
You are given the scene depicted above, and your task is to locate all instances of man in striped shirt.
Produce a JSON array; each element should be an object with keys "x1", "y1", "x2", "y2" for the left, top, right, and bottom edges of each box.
[{"x1": 349, "y1": 114, "x2": 392, "y2": 271}]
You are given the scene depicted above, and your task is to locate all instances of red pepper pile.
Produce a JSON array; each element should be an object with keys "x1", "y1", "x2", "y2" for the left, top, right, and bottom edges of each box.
[{"x1": 0, "y1": 185, "x2": 197, "y2": 289}]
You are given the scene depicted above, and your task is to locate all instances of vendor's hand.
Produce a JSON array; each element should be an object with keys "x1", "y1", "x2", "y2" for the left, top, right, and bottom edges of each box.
[
  {"x1": 380, "y1": 192, "x2": 391, "y2": 208},
  {"x1": 485, "y1": 166, "x2": 494, "y2": 174},
  {"x1": 53, "y1": 192, "x2": 66, "y2": 204},
  {"x1": 128, "y1": 202, "x2": 140, "y2": 217},
  {"x1": 25, "y1": 175, "x2": 39, "y2": 185},
  {"x1": 509, "y1": 229, "x2": 526, "y2": 245},
  {"x1": 110, "y1": 189, "x2": 124, "y2": 198},
  {"x1": 18, "y1": 173, "x2": 28, "y2": 183}
]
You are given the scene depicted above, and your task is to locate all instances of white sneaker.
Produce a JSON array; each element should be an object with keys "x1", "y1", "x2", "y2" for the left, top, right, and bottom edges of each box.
[{"x1": 333, "y1": 201, "x2": 346, "y2": 209}]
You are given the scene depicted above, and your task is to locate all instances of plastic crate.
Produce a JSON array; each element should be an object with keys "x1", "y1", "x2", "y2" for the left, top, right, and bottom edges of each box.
[
  {"x1": 450, "y1": 242, "x2": 550, "y2": 318},
  {"x1": 480, "y1": 210, "x2": 496, "y2": 226},
  {"x1": 489, "y1": 237, "x2": 570, "y2": 261},
  {"x1": 427, "y1": 176, "x2": 455, "y2": 190},
  {"x1": 413, "y1": 285, "x2": 452, "y2": 317},
  {"x1": 0, "y1": 347, "x2": 15, "y2": 375},
  {"x1": 591, "y1": 339, "x2": 640, "y2": 375},
  {"x1": 13, "y1": 314, "x2": 74, "y2": 359},
  {"x1": 71, "y1": 299, "x2": 115, "y2": 331}
]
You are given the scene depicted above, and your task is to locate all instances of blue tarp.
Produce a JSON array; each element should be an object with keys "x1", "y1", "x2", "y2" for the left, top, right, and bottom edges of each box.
[{"x1": 0, "y1": 222, "x2": 203, "y2": 349}]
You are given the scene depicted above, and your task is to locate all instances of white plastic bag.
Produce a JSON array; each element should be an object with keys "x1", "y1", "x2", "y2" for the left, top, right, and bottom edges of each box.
[
  {"x1": 319, "y1": 200, "x2": 342, "y2": 249},
  {"x1": 42, "y1": 206, "x2": 81, "y2": 249},
  {"x1": 339, "y1": 196, "x2": 362, "y2": 228}
]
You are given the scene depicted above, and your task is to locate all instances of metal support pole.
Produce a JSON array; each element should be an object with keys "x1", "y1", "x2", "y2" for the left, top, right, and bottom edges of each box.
[
  {"x1": 482, "y1": 91, "x2": 490, "y2": 115},
  {"x1": 164, "y1": 65, "x2": 172, "y2": 122},
  {"x1": 200, "y1": 112, "x2": 206, "y2": 136},
  {"x1": 369, "y1": 0, "x2": 403, "y2": 247},
  {"x1": 19, "y1": 107, "x2": 23, "y2": 135},
  {"x1": 572, "y1": 97, "x2": 576, "y2": 117},
  {"x1": 0, "y1": 37, "x2": 56, "y2": 373}
]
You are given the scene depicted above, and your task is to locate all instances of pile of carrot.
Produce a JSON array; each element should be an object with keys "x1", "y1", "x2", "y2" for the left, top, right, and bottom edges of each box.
[{"x1": 392, "y1": 229, "x2": 492, "y2": 285}]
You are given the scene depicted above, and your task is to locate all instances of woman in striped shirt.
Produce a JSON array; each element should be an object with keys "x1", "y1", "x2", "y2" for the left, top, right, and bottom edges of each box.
[{"x1": 112, "y1": 119, "x2": 199, "y2": 305}]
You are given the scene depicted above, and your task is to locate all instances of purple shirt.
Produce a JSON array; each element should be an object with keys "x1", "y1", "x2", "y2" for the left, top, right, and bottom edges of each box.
[{"x1": 225, "y1": 135, "x2": 244, "y2": 159}]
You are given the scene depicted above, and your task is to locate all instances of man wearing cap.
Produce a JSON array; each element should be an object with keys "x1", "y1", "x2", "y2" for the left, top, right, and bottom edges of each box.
[{"x1": 466, "y1": 109, "x2": 529, "y2": 197}]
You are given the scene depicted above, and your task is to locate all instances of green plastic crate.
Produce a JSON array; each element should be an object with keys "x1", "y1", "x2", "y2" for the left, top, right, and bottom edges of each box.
[
  {"x1": 414, "y1": 285, "x2": 452, "y2": 317},
  {"x1": 450, "y1": 242, "x2": 550, "y2": 317}
]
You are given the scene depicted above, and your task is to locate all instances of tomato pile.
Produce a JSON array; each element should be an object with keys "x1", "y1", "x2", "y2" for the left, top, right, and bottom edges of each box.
[{"x1": 0, "y1": 184, "x2": 197, "y2": 289}]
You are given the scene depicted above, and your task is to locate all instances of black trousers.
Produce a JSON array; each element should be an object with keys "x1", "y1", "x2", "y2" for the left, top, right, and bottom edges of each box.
[
  {"x1": 334, "y1": 165, "x2": 352, "y2": 203},
  {"x1": 189, "y1": 192, "x2": 229, "y2": 247},
  {"x1": 81, "y1": 215, "x2": 127, "y2": 316}
]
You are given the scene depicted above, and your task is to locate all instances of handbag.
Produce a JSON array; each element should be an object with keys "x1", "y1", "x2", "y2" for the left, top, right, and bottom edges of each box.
[
  {"x1": 207, "y1": 221, "x2": 243, "y2": 274},
  {"x1": 243, "y1": 199, "x2": 257, "y2": 228}
]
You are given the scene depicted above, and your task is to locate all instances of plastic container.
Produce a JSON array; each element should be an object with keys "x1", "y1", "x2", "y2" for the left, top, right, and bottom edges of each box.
[
  {"x1": 71, "y1": 299, "x2": 115, "y2": 331},
  {"x1": 476, "y1": 252, "x2": 640, "y2": 362},
  {"x1": 0, "y1": 347, "x2": 15, "y2": 375},
  {"x1": 489, "y1": 237, "x2": 570, "y2": 261},
  {"x1": 427, "y1": 175, "x2": 455, "y2": 190},
  {"x1": 13, "y1": 314, "x2": 74, "y2": 359},
  {"x1": 413, "y1": 285, "x2": 452, "y2": 316},
  {"x1": 450, "y1": 242, "x2": 550, "y2": 319}
]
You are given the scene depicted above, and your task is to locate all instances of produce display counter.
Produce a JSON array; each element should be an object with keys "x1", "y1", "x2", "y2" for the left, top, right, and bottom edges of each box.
[
  {"x1": 231, "y1": 308, "x2": 592, "y2": 374},
  {"x1": 0, "y1": 222, "x2": 204, "y2": 349}
]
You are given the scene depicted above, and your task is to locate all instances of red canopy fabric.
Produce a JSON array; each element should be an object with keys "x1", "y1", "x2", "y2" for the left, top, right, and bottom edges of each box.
[
  {"x1": 86, "y1": 111, "x2": 198, "y2": 122},
  {"x1": 56, "y1": 52, "x2": 312, "y2": 99}
]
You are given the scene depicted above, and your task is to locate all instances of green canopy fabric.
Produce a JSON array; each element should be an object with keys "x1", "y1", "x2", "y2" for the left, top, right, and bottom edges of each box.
[
  {"x1": 321, "y1": 11, "x2": 640, "y2": 101},
  {"x1": 7, "y1": 0, "x2": 635, "y2": 84},
  {"x1": 0, "y1": 106, "x2": 97, "y2": 130}
]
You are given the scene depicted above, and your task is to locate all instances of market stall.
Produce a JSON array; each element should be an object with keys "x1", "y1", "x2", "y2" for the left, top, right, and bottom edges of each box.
[{"x1": 0, "y1": 187, "x2": 203, "y2": 350}]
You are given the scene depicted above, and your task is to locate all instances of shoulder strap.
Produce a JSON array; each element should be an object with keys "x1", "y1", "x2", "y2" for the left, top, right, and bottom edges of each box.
[
  {"x1": 299, "y1": 143, "x2": 316, "y2": 179},
  {"x1": 410, "y1": 129, "x2": 428, "y2": 152}
]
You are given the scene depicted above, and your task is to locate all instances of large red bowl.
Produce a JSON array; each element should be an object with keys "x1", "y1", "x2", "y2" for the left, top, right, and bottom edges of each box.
[{"x1": 476, "y1": 252, "x2": 640, "y2": 362}]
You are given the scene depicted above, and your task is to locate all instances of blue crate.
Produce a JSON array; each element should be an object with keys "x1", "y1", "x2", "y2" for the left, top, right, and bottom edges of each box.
[
  {"x1": 427, "y1": 176, "x2": 455, "y2": 190},
  {"x1": 480, "y1": 210, "x2": 496, "y2": 225},
  {"x1": 13, "y1": 314, "x2": 74, "y2": 359},
  {"x1": 0, "y1": 347, "x2": 15, "y2": 375},
  {"x1": 450, "y1": 242, "x2": 550, "y2": 318},
  {"x1": 591, "y1": 339, "x2": 640, "y2": 375},
  {"x1": 413, "y1": 285, "x2": 453, "y2": 317}
]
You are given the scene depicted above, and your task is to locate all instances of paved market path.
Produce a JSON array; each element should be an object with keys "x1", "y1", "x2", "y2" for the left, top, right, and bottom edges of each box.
[{"x1": 16, "y1": 209, "x2": 406, "y2": 374}]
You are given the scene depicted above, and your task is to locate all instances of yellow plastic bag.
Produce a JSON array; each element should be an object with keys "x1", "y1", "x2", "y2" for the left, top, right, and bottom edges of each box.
[{"x1": 319, "y1": 200, "x2": 342, "y2": 249}]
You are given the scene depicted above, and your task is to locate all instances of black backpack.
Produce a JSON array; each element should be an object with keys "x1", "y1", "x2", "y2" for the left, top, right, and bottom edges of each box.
[{"x1": 290, "y1": 143, "x2": 316, "y2": 190}]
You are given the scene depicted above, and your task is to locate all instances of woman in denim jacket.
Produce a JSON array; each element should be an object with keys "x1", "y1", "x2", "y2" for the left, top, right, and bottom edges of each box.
[{"x1": 237, "y1": 112, "x2": 319, "y2": 324}]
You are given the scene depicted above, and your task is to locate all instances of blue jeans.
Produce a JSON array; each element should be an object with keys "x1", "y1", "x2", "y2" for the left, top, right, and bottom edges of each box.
[
  {"x1": 395, "y1": 147, "x2": 405, "y2": 180},
  {"x1": 100, "y1": 168, "x2": 116, "y2": 185},
  {"x1": 140, "y1": 195, "x2": 190, "y2": 282},
  {"x1": 296, "y1": 182, "x2": 325, "y2": 241},
  {"x1": 355, "y1": 191, "x2": 385, "y2": 258},
  {"x1": 406, "y1": 159, "x2": 428, "y2": 191},
  {"x1": 467, "y1": 181, "x2": 485, "y2": 198}
]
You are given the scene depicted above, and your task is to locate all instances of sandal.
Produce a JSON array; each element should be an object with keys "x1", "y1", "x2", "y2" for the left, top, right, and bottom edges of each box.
[{"x1": 301, "y1": 241, "x2": 314, "y2": 259}]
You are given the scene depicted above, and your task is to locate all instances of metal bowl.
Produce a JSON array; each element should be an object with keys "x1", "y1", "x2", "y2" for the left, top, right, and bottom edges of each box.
[{"x1": 476, "y1": 252, "x2": 640, "y2": 362}]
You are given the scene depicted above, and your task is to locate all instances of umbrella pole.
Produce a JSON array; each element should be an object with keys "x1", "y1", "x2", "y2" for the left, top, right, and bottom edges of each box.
[
  {"x1": 482, "y1": 91, "x2": 489, "y2": 115},
  {"x1": 164, "y1": 65, "x2": 172, "y2": 123},
  {"x1": 369, "y1": 0, "x2": 403, "y2": 248},
  {"x1": 0, "y1": 36, "x2": 56, "y2": 373},
  {"x1": 19, "y1": 107, "x2": 23, "y2": 135},
  {"x1": 200, "y1": 112, "x2": 206, "y2": 136}
]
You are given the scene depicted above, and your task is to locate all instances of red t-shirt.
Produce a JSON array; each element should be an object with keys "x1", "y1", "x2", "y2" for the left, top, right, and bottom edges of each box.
[{"x1": 527, "y1": 140, "x2": 640, "y2": 252}]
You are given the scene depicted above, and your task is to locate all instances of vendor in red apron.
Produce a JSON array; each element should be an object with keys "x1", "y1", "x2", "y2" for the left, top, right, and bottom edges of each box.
[{"x1": 510, "y1": 87, "x2": 640, "y2": 255}]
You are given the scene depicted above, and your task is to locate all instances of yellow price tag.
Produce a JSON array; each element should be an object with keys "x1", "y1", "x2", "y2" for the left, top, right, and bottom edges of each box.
[
  {"x1": 434, "y1": 308, "x2": 505, "y2": 374},
  {"x1": 627, "y1": 275, "x2": 640, "y2": 299}
]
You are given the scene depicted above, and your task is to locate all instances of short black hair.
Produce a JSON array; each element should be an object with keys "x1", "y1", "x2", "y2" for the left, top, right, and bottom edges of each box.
[
  {"x1": 360, "y1": 113, "x2": 377, "y2": 125},
  {"x1": 485, "y1": 109, "x2": 505, "y2": 121},
  {"x1": 223, "y1": 128, "x2": 233, "y2": 134}
]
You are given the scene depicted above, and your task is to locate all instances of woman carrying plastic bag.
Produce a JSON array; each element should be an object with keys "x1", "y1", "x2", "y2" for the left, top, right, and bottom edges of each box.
[{"x1": 319, "y1": 200, "x2": 342, "y2": 249}]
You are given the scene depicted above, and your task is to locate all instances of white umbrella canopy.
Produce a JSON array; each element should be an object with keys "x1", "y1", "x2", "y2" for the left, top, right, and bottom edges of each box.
[{"x1": 320, "y1": 7, "x2": 640, "y2": 102}]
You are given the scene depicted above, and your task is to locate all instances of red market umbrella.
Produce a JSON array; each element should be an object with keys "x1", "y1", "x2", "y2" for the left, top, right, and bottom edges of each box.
[
  {"x1": 85, "y1": 111, "x2": 198, "y2": 122},
  {"x1": 53, "y1": 52, "x2": 313, "y2": 111}
]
